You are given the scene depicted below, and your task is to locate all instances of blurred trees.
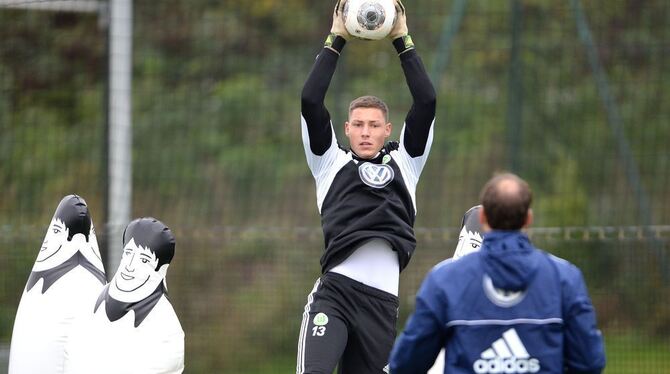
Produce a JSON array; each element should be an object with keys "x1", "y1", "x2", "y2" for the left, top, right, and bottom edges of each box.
[
  {"x1": 1, "y1": 0, "x2": 668, "y2": 228},
  {"x1": 1, "y1": 0, "x2": 669, "y2": 371}
]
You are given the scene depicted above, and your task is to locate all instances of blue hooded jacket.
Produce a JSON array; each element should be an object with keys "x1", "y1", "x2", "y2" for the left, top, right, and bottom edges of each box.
[{"x1": 390, "y1": 231, "x2": 606, "y2": 374}]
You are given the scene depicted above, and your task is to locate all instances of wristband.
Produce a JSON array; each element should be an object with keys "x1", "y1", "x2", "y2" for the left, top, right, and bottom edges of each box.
[
  {"x1": 324, "y1": 33, "x2": 346, "y2": 55},
  {"x1": 393, "y1": 34, "x2": 415, "y2": 55}
]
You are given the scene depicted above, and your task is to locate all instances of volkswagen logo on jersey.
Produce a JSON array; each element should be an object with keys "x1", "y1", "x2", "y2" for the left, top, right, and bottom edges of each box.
[{"x1": 358, "y1": 162, "x2": 394, "y2": 188}]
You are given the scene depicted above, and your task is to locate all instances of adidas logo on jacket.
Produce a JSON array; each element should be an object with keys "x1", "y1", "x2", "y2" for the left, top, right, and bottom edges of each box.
[{"x1": 474, "y1": 328, "x2": 539, "y2": 373}]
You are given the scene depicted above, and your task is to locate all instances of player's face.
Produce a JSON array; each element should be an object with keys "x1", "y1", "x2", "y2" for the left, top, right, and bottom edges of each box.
[
  {"x1": 114, "y1": 238, "x2": 159, "y2": 293},
  {"x1": 455, "y1": 226, "x2": 483, "y2": 258},
  {"x1": 345, "y1": 107, "x2": 391, "y2": 159},
  {"x1": 36, "y1": 218, "x2": 69, "y2": 263}
]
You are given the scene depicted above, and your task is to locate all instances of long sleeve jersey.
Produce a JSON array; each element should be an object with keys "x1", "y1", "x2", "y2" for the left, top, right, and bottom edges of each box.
[{"x1": 300, "y1": 36, "x2": 436, "y2": 273}]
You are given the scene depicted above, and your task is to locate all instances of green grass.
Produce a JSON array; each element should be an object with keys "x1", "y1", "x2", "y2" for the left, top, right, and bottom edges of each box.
[
  {"x1": 232, "y1": 331, "x2": 670, "y2": 374},
  {"x1": 604, "y1": 332, "x2": 670, "y2": 373},
  {"x1": 239, "y1": 355, "x2": 295, "y2": 374}
]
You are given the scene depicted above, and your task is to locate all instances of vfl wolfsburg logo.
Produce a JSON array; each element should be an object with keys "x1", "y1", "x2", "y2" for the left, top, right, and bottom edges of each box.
[
  {"x1": 313, "y1": 312, "x2": 329, "y2": 326},
  {"x1": 358, "y1": 162, "x2": 394, "y2": 188},
  {"x1": 312, "y1": 313, "x2": 329, "y2": 337}
]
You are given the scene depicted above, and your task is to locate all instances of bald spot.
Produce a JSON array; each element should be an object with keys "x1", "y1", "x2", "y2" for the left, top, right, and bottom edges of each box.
[{"x1": 480, "y1": 173, "x2": 532, "y2": 230}]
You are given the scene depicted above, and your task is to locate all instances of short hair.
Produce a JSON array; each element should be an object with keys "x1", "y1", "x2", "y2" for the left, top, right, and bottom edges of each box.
[
  {"x1": 123, "y1": 217, "x2": 175, "y2": 270},
  {"x1": 348, "y1": 95, "x2": 389, "y2": 123},
  {"x1": 54, "y1": 194, "x2": 91, "y2": 241},
  {"x1": 480, "y1": 173, "x2": 532, "y2": 230}
]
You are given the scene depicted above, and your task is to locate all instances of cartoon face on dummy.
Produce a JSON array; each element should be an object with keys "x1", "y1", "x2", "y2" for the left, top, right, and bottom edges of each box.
[
  {"x1": 108, "y1": 218, "x2": 175, "y2": 303},
  {"x1": 31, "y1": 195, "x2": 93, "y2": 273},
  {"x1": 454, "y1": 226, "x2": 483, "y2": 256},
  {"x1": 453, "y1": 205, "x2": 484, "y2": 259},
  {"x1": 115, "y1": 238, "x2": 159, "y2": 293},
  {"x1": 36, "y1": 218, "x2": 70, "y2": 263}
]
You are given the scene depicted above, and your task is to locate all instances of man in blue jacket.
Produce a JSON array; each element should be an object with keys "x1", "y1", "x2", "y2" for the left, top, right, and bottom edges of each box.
[{"x1": 390, "y1": 173, "x2": 606, "y2": 374}]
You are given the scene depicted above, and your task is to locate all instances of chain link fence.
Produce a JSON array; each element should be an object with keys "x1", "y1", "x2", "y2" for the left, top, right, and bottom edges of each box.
[{"x1": 1, "y1": 0, "x2": 669, "y2": 372}]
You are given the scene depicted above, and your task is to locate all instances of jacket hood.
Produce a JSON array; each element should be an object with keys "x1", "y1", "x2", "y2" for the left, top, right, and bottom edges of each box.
[{"x1": 481, "y1": 230, "x2": 541, "y2": 291}]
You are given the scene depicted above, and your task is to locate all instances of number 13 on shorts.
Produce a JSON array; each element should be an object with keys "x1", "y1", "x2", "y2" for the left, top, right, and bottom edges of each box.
[
  {"x1": 312, "y1": 312, "x2": 329, "y2": 336},
  {"x1": 312, "y1": 326, "x2": 326, "y2": 336}
]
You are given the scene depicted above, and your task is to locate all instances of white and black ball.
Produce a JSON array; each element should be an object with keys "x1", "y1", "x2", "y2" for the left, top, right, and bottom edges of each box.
[{"x1": 343, "y1": 0, "x2": 397, "y2": 40}]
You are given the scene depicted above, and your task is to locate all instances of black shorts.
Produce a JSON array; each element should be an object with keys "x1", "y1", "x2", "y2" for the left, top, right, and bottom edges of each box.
[{"x1": 296, "y1": 272, "x2": 399, "y2": 374}]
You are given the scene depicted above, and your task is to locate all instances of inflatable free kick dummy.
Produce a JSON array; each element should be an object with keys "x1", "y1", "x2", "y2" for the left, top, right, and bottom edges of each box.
[
  {"x1": 452, "y1": 204, "x2": 484, "y2": 259},
  {"x1": 8, "y1": 194, "x2": 107, "y2": 374},
  {"x1": 64, "y1": 217, "x2": 185, "y2": 374},
  {"x1": 428, "y1": 205, "x2": 484, "y2": 374}
]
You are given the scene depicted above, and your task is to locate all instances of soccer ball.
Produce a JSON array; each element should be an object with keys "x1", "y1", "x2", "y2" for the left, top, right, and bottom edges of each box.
[{"x1": 343, "y1": 0, "x2": 397, "y2": 41}]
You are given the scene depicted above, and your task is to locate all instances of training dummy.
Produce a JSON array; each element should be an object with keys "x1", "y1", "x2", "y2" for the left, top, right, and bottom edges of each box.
[
  {"x1": 9, "y1": 194, "x2": 106, "y2": 374},
  {"x1": 428, "y1": 205, "x2": 483, "y2": 374},
  {"x1": 64, "y1": 217, "x2": 184, "y2": 374}
]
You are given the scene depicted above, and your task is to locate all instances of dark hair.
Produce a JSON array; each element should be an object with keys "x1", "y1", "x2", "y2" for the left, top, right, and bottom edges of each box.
[
  {"x1": 461, "y1": 205, "x2": 483, "y2": 234},
  {"x1": 54, "y1": 194, "x2": 91, "y2": 241},
  {"x1": 480, "y1": 173, "x2": 532, "y2": 230},
  {"x1": 122, "y1": 217, "x2": 175, "y2": 270},
  {"x1": 349, "y1": 95, "x2": 389, "y2": 122}
]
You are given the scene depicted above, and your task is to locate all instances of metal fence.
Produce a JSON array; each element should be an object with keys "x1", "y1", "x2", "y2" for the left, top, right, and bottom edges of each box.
[{"x1": 1, "y1": 0, "x2": 669, "y2": 372}]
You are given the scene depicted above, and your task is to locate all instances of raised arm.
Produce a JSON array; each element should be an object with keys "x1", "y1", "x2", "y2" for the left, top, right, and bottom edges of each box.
[
  {"x1": 389, "y1": 0, "x2": 437, "y2": 158},
  {"x1": 301, "y1": 1, "x2": 350, "y2": 156}
]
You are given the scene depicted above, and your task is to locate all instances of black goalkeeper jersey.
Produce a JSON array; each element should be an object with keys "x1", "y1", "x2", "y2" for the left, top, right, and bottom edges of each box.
[{"x1": 301, "y1": 37, "x2": 436, "y2": 273}]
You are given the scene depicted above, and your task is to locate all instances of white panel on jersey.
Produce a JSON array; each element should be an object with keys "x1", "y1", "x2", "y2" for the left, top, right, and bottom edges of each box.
[
  {"x1": 329, "y1": 239, "x2": 399, "y2": 296},
  {"x1": 301, "y1": 115, "x2": 352, "y2": 213},
  {"x1": 392, "y1": 121, "x2": 435, "y2": 213}
]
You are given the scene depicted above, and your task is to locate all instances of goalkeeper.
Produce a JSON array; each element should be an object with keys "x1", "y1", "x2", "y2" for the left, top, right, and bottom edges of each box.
[{"x1": 296, "y1": 0, "x2": 436, "y2": 373}]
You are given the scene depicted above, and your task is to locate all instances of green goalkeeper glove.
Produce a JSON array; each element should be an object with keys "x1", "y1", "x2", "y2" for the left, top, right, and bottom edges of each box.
[
  {"x1": 388, "y1": 0, "x2": 408, "y2": 40},
  {"x1": 330, "y1": 0, "x2": 351, "y2": 40}
]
